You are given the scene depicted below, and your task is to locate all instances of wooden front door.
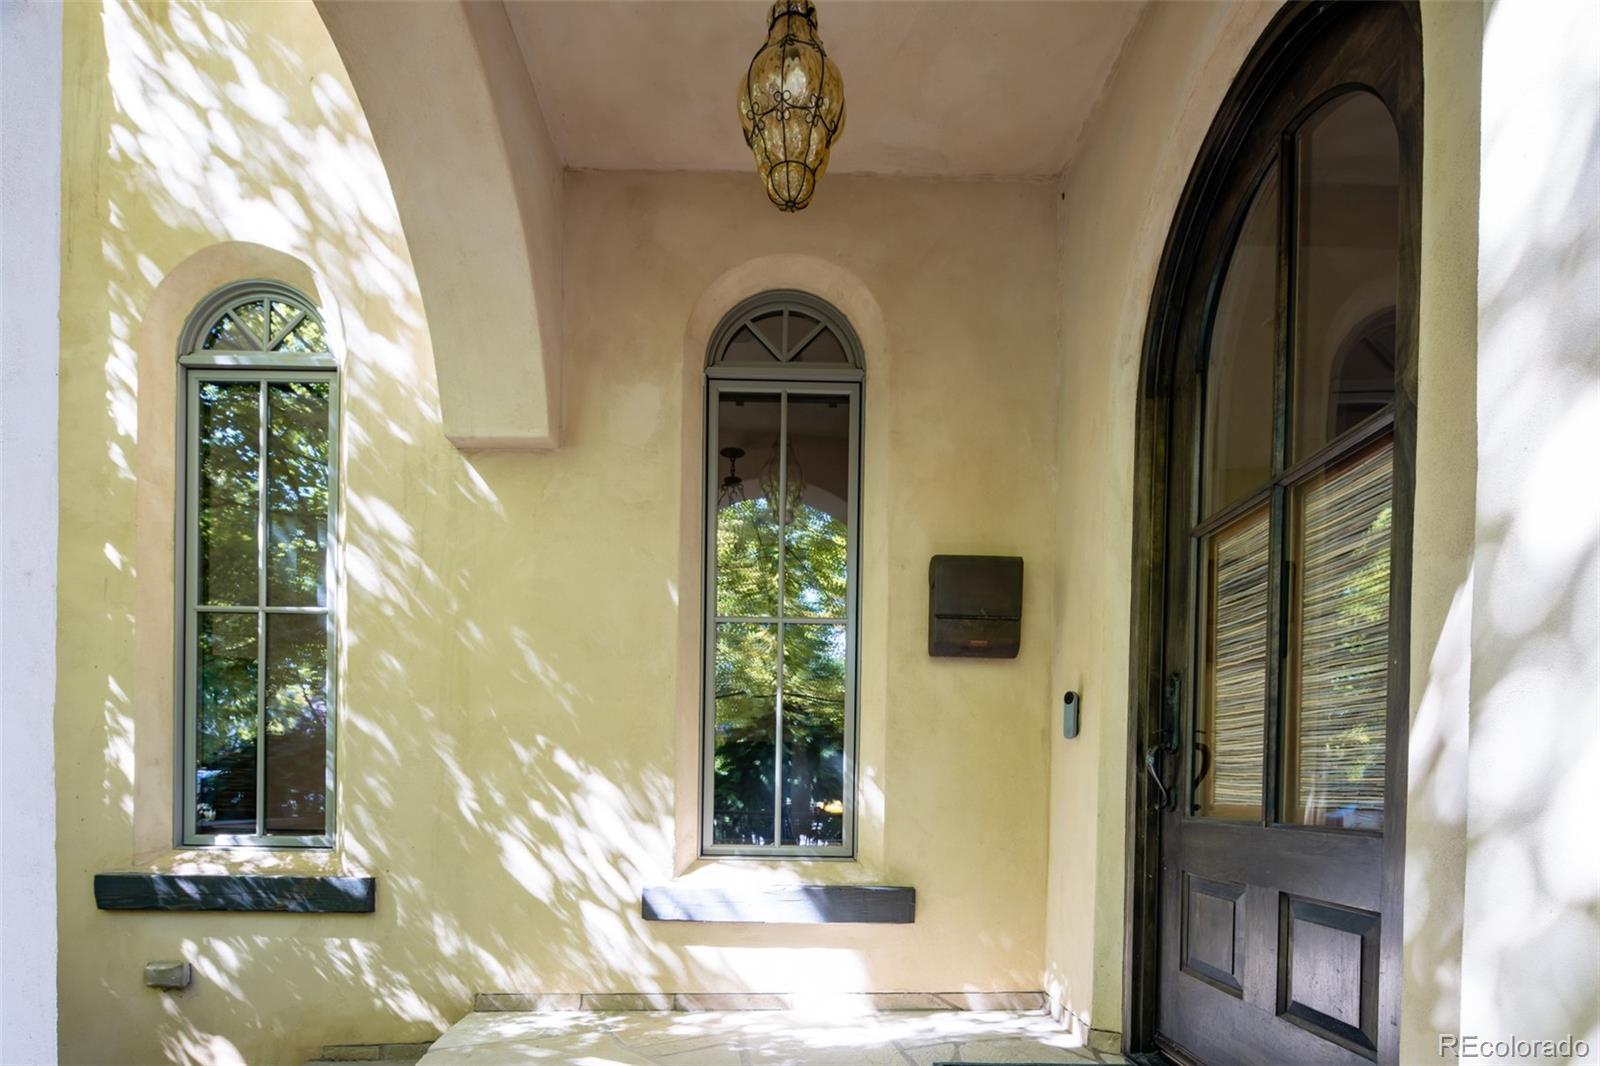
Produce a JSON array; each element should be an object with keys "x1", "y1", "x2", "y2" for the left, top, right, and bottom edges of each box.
[{"x1": 1141, "y1": 4, "x2": 1420, "y2": 1064}]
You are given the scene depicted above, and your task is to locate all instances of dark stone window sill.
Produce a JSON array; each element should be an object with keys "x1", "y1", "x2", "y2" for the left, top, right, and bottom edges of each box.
[
  {"x1": 94, "y1": 873, "x2": 375, "y2": 913},
  {"x1": 641, "y1": 884, "x2": 914, "y2": 924}
]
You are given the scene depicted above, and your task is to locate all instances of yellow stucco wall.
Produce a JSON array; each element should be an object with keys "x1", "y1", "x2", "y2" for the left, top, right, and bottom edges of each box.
[
  {"x1": 1041, "y1": 0, "x2": 1285, "y2": 1034},
  {"x1": 1400, "y1": 4, "x2": 1483, "y2": 1060},
  {"x1": 56, "y1": 0, "x2": 1525, "y2": 1062},
  {"x1": 55, "y1": 4, "x2": 1060, "y2": 1063}
]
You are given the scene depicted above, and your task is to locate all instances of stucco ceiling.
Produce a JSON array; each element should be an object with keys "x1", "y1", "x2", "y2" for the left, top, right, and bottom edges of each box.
[{"x1": 505, "y1": 1, "x2": 1146, "y2": 179}]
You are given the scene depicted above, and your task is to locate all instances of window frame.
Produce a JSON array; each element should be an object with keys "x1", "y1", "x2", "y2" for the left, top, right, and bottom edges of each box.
[
  {"x1": 175, "y1": 281, "x2": 339, "y2": 849},
  {"x1": 700, "y1": 291, "x2": 864, "y2": 859}
]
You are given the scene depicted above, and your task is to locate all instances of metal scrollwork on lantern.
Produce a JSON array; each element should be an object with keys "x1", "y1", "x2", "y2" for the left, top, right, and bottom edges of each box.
[{"x1": 737, "y1": 0, "x2": 846, "y2": 212}]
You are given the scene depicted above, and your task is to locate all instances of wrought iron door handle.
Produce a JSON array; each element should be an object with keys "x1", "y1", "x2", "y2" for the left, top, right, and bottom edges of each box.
[{"x1": 1145, "y1": 745, "x2": 1172, "y2": 811}]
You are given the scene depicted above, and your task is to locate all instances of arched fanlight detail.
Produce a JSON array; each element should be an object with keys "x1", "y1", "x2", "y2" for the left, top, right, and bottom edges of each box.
[
  {"x1": 178, "y1": 281, "x2": 330, "y2": 357},
  {"x1": 706, "y1": 289, "x2": 863, "y2": 381}
]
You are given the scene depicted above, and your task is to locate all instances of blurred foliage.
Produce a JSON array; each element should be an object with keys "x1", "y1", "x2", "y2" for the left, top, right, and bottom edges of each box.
[{"x1": 711, "y1": 496, "x2": 847, "y2": 848}]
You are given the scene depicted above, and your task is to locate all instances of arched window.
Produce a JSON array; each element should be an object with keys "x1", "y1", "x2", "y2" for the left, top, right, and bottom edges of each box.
[
  {"x1": 177, "y1": 282, "x2": 338, "y2": 847},
  {"x1": 702, "y1": 290, "x2": 862, "y2": 857}
]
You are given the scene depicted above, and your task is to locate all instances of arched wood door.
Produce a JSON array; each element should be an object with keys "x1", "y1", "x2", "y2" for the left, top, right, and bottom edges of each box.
[{"x1": 1135, "y1": 4, "x2": 1421, "y2": 1063}]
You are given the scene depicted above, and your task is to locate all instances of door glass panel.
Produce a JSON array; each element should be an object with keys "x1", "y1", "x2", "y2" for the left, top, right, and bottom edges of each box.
[
  {"x1": 1292, "y1": 93, "x2": 1399, "y2": 460},
  {"x1": 1196, "y1": 504, "x2": 1270, "y2": 820},
  {"x1": 197, "y1": 381, "x2": 260, "y2": 606},
  {"x1": 263, "y1": 613, "x2": 329, "y2": 834},
  {"x1": 1202, "y1": 164, "x2": 1279, "y2": 516},
  {"x1": 1284, "y1": 438, "x2": 1392, "y2": 829},
  {"x1": 714, "y1": 393, "x2": 781, "y2": 616},
  {"x1": 195, "y1": 612, "x2": 258, "y2": 835},
  {"x1": 266, "y1": 381, "x2": 330, "y2": 607},
  {"x1": 781, "y1": 624, "x2": 846, "y2": 847},
  {"x1": 710, "y1": 622, "x2": 778, "y2": 846},
  {"x1": 783, "y1": 394, "x2": 850, "y2": 618}
]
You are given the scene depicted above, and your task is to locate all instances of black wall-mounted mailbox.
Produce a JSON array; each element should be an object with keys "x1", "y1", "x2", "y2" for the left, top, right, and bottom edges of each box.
[{"x1": 928, "y1": 555, "x2": 1023, "y2": 658}]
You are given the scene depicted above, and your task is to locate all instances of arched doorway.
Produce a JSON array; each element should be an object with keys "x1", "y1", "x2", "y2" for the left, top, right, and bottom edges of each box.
[{"x1": 1125, "y1": 4, "x2": 1422, "y2": 1062}]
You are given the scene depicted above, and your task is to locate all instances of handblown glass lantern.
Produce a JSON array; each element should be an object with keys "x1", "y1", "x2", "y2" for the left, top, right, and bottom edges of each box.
[{"x1": 737, "y1": 0, "x2": 846, "y2": 212}]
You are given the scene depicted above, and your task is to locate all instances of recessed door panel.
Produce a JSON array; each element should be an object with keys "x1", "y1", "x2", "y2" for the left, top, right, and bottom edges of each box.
[
  {"x1": 1279, "y1": 897, "x2": 1381, "y2": 1057},
  {"x1": 1182, "y1": 874, "x2": 1246, "y2": 995}
]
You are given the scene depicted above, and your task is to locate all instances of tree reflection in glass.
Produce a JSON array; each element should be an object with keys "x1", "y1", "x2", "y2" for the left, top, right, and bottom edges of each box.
[
  {"x1": 782, "y1": 624, "x2": 846, "y2": 846},
  {"x1": 710, "y1": 387, "x2": 852, "y2": 849},
  {"x1": 784, "y1": 395, "x2": 849, "y2": 618},
  {"x1": 197, "y1": 382, "x2": 259, "y2": 606},
  {"x1": 190, "y1": 371, "x2": 332, "y2": 838},
  {"x1": 713, "y1": 622, "x2": 778, "y2": 844},
  {"x1": 715, "y1": 394, "x2": 779, "y2": 617},
  {"x1": 195, "y1": 612, "x2": 258, "y2": 834},
  {"x1": 267, "y1": 382, "x2": 330, "y2": 607},
  {"x1": 264, "y1": 613, "x2": 328, "y2": 834}
]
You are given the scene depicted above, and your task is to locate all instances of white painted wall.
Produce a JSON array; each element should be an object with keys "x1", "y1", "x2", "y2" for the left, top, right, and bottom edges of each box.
[
  {"x1": 0, "y1": 1, "x2": 62, "y2": 1062},
  {"x1": 1461, "y1": 0, "x2": 1600, "y2": 1058}
]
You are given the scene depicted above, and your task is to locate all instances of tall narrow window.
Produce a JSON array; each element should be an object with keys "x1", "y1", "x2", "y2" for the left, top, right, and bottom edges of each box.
[
  {"x1": 703, "y1": 291, "x2": 862, "y2": 857},
  {"x1": 178, "y1": 283, "x2": 337, "y2": 847}
]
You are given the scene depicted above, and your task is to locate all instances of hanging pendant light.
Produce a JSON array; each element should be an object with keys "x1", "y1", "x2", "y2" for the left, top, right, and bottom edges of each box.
[
  {"x1": 737, "y1": 0, "x2": 846, "y2": 212},
  {"x1": 717, "y1": 447, "x2": 748, "y2": 507}
]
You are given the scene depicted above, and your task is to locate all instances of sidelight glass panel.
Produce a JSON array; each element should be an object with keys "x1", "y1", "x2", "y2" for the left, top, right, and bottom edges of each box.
[
  {"x1": 783, "y1": 394, "x2": 850, "y2": 618},
  {"x1": 263, "y1": 614, "x2": 329, "y2": 834},
  {"x1": 1202, "y1": 164, "x2": 1280, "y2": 516},
  {"x1": 197, "y1": 381, "x2": 261, "y2": 606},
  {"x1": 711, "y1": 622, "x2": 778, "y2": 846},
  {"x1": 714, "y1": 393, "x2": 781, "y2": 616},
  {"x1": 195, "y1": 612, "x2": 259, "y2": 835},
  {"x1": 781, "y1": 624, "x2": 847, "y2": 846},
  {"x1": 1196, "y1": 505, "x2": 1270, "y2": 820},
  {"x1": 1292, "y1": 93, "x2": 1399, "y2": 459},
  {"x1": 1284, "y1": 439, "x2": 1392, "y2": 830},
  {"x1": 267, "y1": 381, "x2": 331, "y2": 607}
]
